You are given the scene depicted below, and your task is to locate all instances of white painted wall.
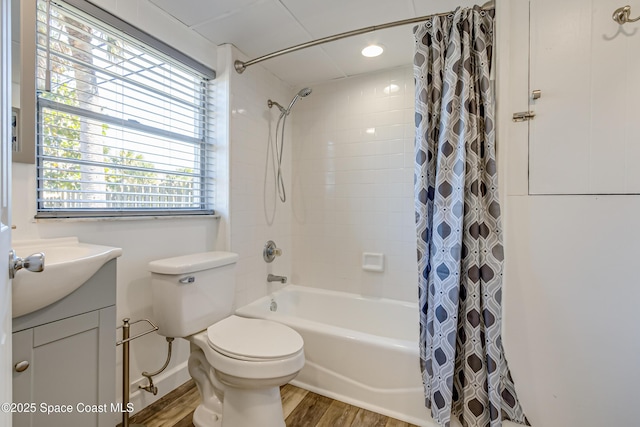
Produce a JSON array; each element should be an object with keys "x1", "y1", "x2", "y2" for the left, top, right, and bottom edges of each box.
[
  {"x1": 499, "y1": 1, "x2": 640, "y2": 426},
  {"x1": 528, "y1": 0, "x2": 640, "y2": 194},
  {"x1": 290, "y1": 67, "x2": 417, "y2": 301}
]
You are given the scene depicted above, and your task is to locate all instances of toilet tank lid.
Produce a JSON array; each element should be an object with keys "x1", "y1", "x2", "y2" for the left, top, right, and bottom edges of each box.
[{"x1": 148, "y1": 251, "x2": 239, "y2": 275}]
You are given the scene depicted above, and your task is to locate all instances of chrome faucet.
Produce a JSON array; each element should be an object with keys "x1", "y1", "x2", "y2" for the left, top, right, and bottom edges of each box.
[{"x1": 267, "y1": 274, "x2": 287, "y2": 284}]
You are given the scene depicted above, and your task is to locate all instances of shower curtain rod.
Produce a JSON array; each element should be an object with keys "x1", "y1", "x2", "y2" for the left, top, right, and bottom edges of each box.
[{"x1": 234, "y1": 1, "x2": 495, "y2": 74}]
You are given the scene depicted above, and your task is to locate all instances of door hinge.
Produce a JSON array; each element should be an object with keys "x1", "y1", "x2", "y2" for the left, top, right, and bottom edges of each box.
[{"x1": 512, "y1": 111, "x2": 536, "y2": 122}]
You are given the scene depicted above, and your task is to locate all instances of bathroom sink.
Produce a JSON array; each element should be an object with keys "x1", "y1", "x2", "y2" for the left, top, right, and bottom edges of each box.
[{"x1": 11, "y1": 237, "x2": 122, "y2": 318}]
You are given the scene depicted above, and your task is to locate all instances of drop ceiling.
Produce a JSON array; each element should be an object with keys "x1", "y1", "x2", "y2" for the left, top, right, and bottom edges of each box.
[{"x1": 148, "y1": 0, "x2": 479, "y2": 86}]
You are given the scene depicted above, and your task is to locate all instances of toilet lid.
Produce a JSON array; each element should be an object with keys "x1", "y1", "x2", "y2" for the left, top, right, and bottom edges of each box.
[{"x1": 207, "y1": 316, "x2": 303, "y2": 361}]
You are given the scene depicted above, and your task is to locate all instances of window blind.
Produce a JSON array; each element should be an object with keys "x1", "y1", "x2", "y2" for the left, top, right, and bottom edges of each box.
[{"x1": 35, "y1": 0, "x2": 215, "y2": 217}]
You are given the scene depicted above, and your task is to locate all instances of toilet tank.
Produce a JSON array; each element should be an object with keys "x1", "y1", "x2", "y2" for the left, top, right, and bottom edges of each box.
[{"x1": 148, "y1": 251, "x2": 239, "y2": 338}]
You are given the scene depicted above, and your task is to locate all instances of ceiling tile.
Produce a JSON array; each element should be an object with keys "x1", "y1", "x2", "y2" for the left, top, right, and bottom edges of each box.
[
  {"x1": 318, "y1": 26, "x2": 415, "y2": 79},
  {"x1": 148, "y1": 0, "x2": 261, "y2": 27},
  {"x1": 144, "y1": 0, "x2": 490, "y2": 86},
  {"x1": 255, "y1": 48, "x2": 348, "y2": 87},
  {"x1": 280, "y1": 0, "x2": 415, "y2": 38},
  {"x1": 412, "y1": 0, "x2": 480, "y2": 16},
  {"x1": 192, "y1": 0, "x2": 311, "y2": 58}
]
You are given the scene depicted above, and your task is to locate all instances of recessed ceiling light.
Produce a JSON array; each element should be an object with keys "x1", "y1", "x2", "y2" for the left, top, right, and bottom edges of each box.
[{"x1": 361, "y1": 44, "x2": 384, "y2": 58}]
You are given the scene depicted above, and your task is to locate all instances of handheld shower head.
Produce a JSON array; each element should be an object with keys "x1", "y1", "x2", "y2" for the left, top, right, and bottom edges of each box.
[
  {"x1": 268, "y1": 88, "x2": 312, "y2": 116},
  {"x1": 297, "y1": 87, "x2": 312, "y2": 97},
  {"x1": 286, "y1": 87, "x2": 312, "y2": 113}
]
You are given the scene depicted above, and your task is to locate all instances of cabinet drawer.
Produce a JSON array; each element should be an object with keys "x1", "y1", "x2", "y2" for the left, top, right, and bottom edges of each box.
[{"x1": 34, "y1": 311, "x2": 99, "y2": 347}]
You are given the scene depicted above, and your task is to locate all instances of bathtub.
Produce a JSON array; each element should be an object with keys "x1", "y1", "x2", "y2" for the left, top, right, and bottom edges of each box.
[{"x1": 235, "y1": 284, "x2": 434, "y2": 427}]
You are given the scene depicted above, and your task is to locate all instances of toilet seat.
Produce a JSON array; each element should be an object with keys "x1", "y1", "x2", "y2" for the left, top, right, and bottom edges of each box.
[{"x1": 207, "y1": 315, "x2": 303, "y2": 362}]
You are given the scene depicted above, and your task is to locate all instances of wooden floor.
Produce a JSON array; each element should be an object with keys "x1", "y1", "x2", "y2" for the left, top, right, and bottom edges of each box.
[{"x1": 123, "y1": 380, "x2": 418, "y2": 427}]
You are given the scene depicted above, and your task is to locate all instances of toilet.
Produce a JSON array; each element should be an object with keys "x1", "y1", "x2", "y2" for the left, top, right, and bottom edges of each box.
[{"x1": 148, "y1": 251, "x2": 304, "y2": 427}]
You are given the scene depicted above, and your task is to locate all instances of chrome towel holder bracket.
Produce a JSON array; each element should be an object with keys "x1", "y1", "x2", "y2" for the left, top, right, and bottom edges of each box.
[{"x1": 116, "y1": 318, "x2": 159, "y2": 427}]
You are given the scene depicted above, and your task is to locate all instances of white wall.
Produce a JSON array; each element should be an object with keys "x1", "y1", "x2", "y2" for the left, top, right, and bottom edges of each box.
[
  {"x1": 527, "y1": 0, "x2": 640, "y2": 195},
  {"x1": 222, "y1": 44, "x2": 295, "y2": 307},
  {"x1": 10, "y1": 0, "x2": 222, "y2": 414},
  {"x1": 499, "y1": 1, "x2": 640, "y2": 426},
  {"x1": 290, "y1": 67, "x2": 417, "y2": 301}
]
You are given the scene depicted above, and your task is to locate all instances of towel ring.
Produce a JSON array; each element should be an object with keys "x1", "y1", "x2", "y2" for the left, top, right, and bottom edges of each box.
[{"x1": 613, "y1": 5, "x2": 640, "y2": 25}]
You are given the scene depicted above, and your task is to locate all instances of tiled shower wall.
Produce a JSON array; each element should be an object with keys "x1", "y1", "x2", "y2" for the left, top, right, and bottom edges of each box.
[
  {"x1": 291, "y1": 66, "x2": 417, "y2": 302},
  {"x1": 225, "y1": 46, "x2": 294, "y2": 307}
]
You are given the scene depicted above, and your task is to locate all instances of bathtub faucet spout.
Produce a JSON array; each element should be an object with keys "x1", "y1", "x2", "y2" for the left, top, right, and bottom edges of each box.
[{"x1": 267, "y1": 274, "x2": 287, "y2": 284}]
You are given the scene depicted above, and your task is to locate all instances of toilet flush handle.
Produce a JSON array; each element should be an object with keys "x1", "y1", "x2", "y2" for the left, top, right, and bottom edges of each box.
[{"x1": 179, "y1": 276, "x2": 195, "y2": 284}]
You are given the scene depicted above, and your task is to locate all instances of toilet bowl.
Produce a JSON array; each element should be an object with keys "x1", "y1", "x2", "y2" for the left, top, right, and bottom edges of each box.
[
  {"x1": 148, "y1": 252, "x2": 305, "y2": 427},
  {"x1": 188, "y1": 316, "x2": 304, "y2": 427}
]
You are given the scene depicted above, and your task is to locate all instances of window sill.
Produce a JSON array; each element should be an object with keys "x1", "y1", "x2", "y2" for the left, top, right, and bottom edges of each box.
[{"x1": 34, "y1": 214, "x2": 221, "y2": 223}]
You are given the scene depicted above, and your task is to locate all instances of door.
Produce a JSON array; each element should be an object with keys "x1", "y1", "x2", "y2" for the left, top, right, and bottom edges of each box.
[
  {"x1": 0, "y1": 0, "x2": 12, "y2": 424},
  {"x1": 528, "y1": 0, "x2": 640, "y2": 194}
]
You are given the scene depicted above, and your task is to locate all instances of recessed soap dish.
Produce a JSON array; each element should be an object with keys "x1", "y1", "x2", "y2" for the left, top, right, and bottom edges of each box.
[{"x1": 362, "y1": 252, "x2": 384, "y2": 272}]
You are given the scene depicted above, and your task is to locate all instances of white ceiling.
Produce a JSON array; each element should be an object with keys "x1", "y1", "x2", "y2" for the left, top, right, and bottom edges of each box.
[{"x1": 148, "y1": 0, "x2": 479, "y2": 87}]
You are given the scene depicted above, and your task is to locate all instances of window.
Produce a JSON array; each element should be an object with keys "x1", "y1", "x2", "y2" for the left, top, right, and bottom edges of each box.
[{"x1": 35, "y1": 0, "x2": 215, "y2": 217}]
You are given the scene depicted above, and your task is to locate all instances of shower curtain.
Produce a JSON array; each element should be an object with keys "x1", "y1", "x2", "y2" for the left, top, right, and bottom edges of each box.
[{"x1": 413, "y1": 6, "x2": 528, "y2": 427}]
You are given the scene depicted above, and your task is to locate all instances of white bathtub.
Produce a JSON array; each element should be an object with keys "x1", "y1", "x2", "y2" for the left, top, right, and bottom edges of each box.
[{"x1": 235, "y1": 285, "x2": 434, "y2": 427}]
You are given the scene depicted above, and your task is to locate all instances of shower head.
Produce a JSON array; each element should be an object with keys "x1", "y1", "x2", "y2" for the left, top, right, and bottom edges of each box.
[
  {"x1": 297, "y1": 87, "x2": 312, "y2": 97},
  {"x1": 268, "y1": 87, "x2": 312, "y2": 116},
  {"x1": 286, "y1": 87, "x2": 312, "y2": 113}
]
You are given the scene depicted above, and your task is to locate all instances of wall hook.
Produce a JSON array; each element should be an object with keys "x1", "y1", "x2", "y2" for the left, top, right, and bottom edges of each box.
[{"x1": 612, "y1": 5, "x2": 640, "y2": 25}]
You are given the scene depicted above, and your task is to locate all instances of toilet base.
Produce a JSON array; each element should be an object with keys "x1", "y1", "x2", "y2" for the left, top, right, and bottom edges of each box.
[
  {"x1": 221, "y1": 386, "x2": 285, "y2": 427},
  {"x1": 188, "y1": 346, "x2": 224, "y2": 427},
  {"x1": 192, "y1": 404, "x2": 222, "y2": 427},
  {"x1": 190, "y1": 380, "x2": 288, "y2": 427}
]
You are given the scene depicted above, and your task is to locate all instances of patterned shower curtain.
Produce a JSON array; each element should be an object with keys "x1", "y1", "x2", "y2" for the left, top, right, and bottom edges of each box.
[{"x1": 413, "y1": 6, "x2": 529, "y2": 427}]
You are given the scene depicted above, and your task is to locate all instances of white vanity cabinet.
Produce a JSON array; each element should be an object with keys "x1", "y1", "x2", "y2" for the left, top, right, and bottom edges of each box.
[{"x1": 12, "y1": 259, "x2": 118, "y2": 427}]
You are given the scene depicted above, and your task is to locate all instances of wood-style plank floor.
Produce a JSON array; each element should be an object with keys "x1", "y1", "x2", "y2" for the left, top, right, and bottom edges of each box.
[{"x1": 122, "y1": 380, "x2": 419, "y2": 427}]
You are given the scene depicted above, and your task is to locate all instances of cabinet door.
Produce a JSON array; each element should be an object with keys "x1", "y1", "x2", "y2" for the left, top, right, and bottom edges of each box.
[
  {"x1": 12, "y1": 307, "x2": 116, "y2": 427},
  {"x1": 529, "y1": 0, "x2": 640, "y2": 194},
  {"x1": 32, "y1": 311, "x2": 100, "y2": 427},
  {"x1": 12, "y1": 328, "x2": 34, "y2": 427}
]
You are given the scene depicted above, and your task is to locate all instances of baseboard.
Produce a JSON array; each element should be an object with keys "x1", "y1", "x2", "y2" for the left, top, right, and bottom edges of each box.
[{"x1": 128, "y1": 361, "x2": 191, "y2": 416}]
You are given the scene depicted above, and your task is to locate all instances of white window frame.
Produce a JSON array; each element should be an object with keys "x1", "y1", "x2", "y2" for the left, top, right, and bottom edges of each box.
[{"x1": 33, "y1": 0, "x2": 216, "y2": 218}]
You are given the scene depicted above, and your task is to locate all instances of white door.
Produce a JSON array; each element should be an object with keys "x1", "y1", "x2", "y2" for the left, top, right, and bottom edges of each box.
[
  {"x1": 528, "y1": 0, "x2": 640, "y2": 194},
  {"x1": 0, "y1": 0, "x2": 12, "y2": 424}
]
